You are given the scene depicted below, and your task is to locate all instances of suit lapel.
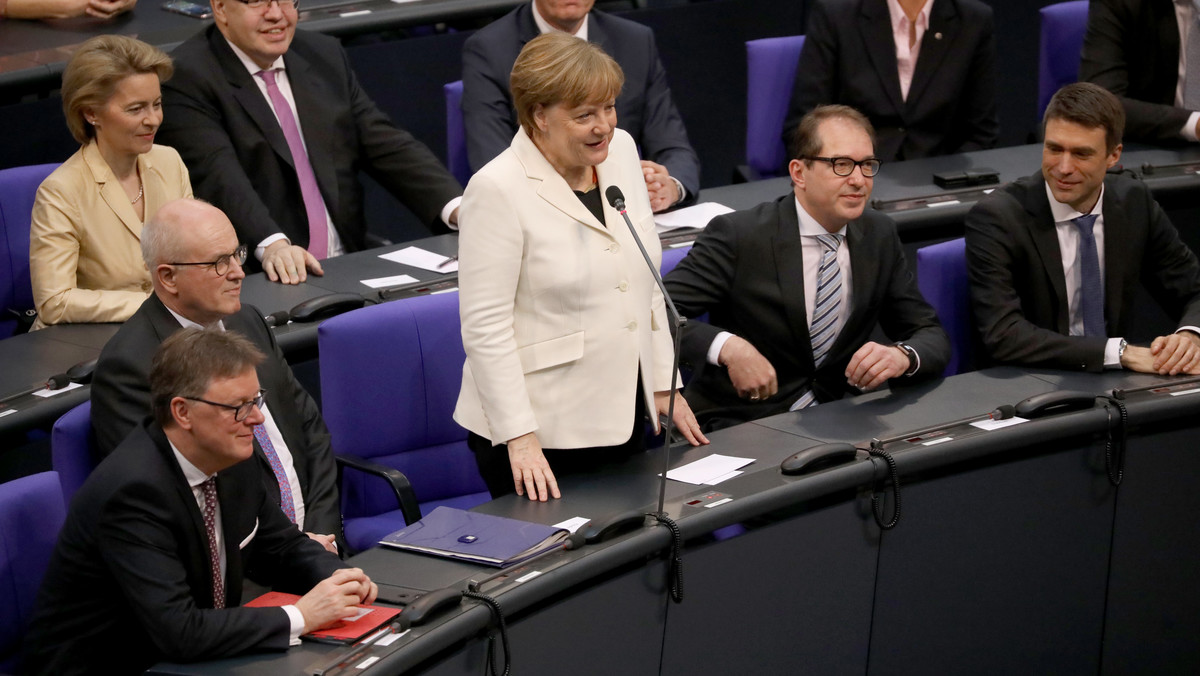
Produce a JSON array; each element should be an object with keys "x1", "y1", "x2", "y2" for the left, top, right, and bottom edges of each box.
[
  {"x1": 905, "y1": 0, "x2": 956, "y2": 110},
  {"x1": 284, "y1": 49, "x2": 340, "y2": 214},
  {"x1": 148, "y1": 424, "x2": 217, "y2": 607},
  {"x1": 860, "y1": 0, "x2": 906, "y2": 116},
  {"x1": 83, "y1": 143, "x2": 143, "y2": 239},
  {"x1": 1025, "y1": 175, "x2": 1072, "y2": 334},
  {"x1": 209, "y1": 31, "x2": 296, "y2": 174},
  {"x1": 1100, "y1": 181, "x2": 1127, "y2": 331},
  {"x1": 771, "y1": 199, "x2": 813, "y2": 371},
  {"x1": 514, "y1": 129, "x2": 610, "y2": 236},
  {"x1": 516, "y1": 3, "x2": 541, "y2": 46},
  {"x1": 215, "y1": 471, "x2": 246, "y2": 606}
]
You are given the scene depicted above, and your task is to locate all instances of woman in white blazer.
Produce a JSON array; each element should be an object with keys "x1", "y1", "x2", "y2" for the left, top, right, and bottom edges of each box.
[{"x1": 454, "y1": 33, "x2": 708, "y2": 501}]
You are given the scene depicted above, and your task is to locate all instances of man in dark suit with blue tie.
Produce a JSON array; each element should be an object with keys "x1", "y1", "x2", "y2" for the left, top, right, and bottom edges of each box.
[
  {"x1": 966, "y1": 83, "x2": 1200, "y2": 373},
  {"x1": 461, "y1": 0, "x2": 699, "y2": 213},
  {"x1": 160, "y1": 0, "x2": 463, "y2": 284},
  {"x1": 783, "y1": 0, "x2": 998, "y2": 162},
  {"x1": 664, "y1": 105, "x2": 949, "y2": 431},
  {"x1": 23, "y1": 329, "x2": 376, "y2": 675}
]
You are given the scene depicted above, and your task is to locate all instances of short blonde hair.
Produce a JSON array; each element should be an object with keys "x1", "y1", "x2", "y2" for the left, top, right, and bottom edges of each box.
[
  {"x1": 510, "y1": 32, "x2": 624, "y2": 138},
  {"x1": 61, "y1": 35, "x2": 173, "y2": 145}
]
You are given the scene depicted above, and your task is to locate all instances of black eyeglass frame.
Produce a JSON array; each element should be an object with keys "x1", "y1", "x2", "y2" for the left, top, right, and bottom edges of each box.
[
  {"x1": 168, "y1": 244, "x2": 249, "y2": 277},
  {"x1": 231, "y1": 0, "x2": 299, "y2": 9},
  {"x1": 802, "y1": 155, "x2": 883, "y2": 177},
  {"x1": 183, "y1": 389, "x2": 267, "y2": 422}
]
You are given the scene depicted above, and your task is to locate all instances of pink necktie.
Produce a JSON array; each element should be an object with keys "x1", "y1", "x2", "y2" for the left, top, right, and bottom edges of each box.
[
  {"x1": 257, "y1": 69, "x2": 329, "y2": 259},
  {"x1": 253, "y1": 423, "x2": 297, "y2": 524}
]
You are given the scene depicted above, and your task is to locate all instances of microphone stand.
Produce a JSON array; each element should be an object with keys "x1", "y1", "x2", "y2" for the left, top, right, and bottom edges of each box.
[{"x1": 608, "y1": 191, "x2": 686, "y2": 518}]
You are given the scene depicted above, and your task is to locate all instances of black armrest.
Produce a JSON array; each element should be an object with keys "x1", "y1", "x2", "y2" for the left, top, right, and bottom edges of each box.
[
  {"x1": 364, "y1": 232, "x2": 393, "y2": 249},
  {"x1": 334, "y1": 454, "x2": 422, "y2": 526},
  {"x1": 732, "y1": 164, "x2": 765, "y2": 184}
]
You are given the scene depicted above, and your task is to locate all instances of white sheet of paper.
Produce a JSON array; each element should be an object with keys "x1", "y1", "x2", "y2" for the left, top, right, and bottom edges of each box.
[
  {"x1": 1169, "y1": 387, "x2": 1200, "y2": 397},
  {"x1": 970, "y1": 416, "x2": 1029, "y2": 430},
  {"x1": 32, "y1": 382, "x2": 83, "y2": 398},
  {"x1": 703, "y1": 470, "x2": 743, "y2": 485},
  {"x1": 926, "y1": 199, "x2": 962, "y2": 208},
  {"x1": 379, "y1": 246, "x2": 457, "y2": 272},
  {"x1": 654, "y1": 202, "x2": 734, "y2": 233},
  {"x1": 664, "y1": 454, "x2": 754, "y2": 485},
  {"x1": 360, "y1": 274, "x2": 418, "y2": 289},
  {"x1": 553, "y1": 516, "x2": 591, "y2": 533},
  {"x1": 375, "y1": 630, "x2": 409, "y2": 647},
  {"x1": 922, "y1": 436, "x2": 954, "y2": 446},
  {"x1": 0, "y1": 409, "x2": 15, "y2": 418}
]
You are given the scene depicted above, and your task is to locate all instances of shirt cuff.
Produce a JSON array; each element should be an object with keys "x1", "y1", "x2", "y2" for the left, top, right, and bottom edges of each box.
[
  {"x1": 1182, "y1": 112, "x2": 1200, "y2": 142},
  {"x1": 670, "y1": 176, "x2": 686, "y2": 205},
  {"x1": 441, "y1": 196, "x2": 463, "y2": 231},
  {"x1": 255, "y1": 234, "x2": 291, "y2": 261},
  {"x1": 1104, "y1": 337, "x2": 1124, "y2": 369},
  {"x1": 283, "y1": 605, "x2": 306, "y2": 646},
  {"x1": 708, "y1": 331, "x2": 734, "y2": 366}
]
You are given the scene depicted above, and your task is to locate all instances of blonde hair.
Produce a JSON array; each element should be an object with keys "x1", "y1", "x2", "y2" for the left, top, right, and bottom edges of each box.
[
  {"x1": 510, "y1": 32, "x2": 624, "y2": 138},
  {"x1": 61, "y1": 35, "x2": 173, "y2": 145}
]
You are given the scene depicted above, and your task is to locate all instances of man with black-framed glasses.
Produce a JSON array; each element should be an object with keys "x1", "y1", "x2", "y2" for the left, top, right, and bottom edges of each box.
[
  {"x1": 664, "y1": 105, "x2": 949, "y2": 431},
  {"x1": 91, "y1": 198, "x2": 344, "y2": 551}
]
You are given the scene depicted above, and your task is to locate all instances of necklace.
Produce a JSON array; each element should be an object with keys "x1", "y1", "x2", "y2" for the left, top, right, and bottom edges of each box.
[{"x1": 131, "y1": 181, "x2": 144, "y2": 205}]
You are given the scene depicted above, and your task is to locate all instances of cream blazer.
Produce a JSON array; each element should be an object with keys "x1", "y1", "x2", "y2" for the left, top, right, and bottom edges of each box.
[
  {"x1": 454, "y1": 127, "x2": 675, "y2": 449},
  {"x1": 29, "y1": 143, "x2": 192, "y2": 329}
]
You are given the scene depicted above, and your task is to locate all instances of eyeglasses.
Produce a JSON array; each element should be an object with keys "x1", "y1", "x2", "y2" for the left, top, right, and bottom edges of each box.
[
  {"x1": 169, "y1": 245, "x2": 248, "y2": 276},
  {"x1": 232, "y1": 0, "x2": 299, "y2": 9},
  {"x1": 803, "y1": 156, "x2": 882, "y2": 177},
  {"x1": 184, "y1": 389, "x2": 267, "y2": 422}
]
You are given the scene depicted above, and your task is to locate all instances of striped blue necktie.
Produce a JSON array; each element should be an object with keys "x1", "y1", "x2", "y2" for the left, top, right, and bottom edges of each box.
[{"x1": 793, "y1": 233, "x2": 844, "y2": 410}]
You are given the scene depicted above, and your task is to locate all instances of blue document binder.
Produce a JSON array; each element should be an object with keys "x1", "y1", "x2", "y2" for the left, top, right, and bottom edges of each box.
[{"x1": 379, "y1": 506, "x2": 570, "y2": 567}]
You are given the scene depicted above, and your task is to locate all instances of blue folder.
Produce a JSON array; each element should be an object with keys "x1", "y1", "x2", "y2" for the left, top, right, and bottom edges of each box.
[{"x1": 379, "y1": 506, "x2": 569, "y2": 567}]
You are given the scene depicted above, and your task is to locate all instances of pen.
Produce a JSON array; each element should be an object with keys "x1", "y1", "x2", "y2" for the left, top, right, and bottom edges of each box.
[{"x1": 437, "y1": 255, "x2": 457, "y2": 270}]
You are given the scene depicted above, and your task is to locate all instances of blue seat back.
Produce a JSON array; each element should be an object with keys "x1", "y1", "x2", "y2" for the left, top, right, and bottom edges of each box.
[
  {"x1": 319, "y1": 292, "x2": 488, "y2": 549},
  {"x1": 0, "y1": 163, "x2": 59, "y2": 338},
  {"x1": 916, "y1": 238, "x2": 975, "y2": 376},
  {"x1": 745, "y1": 35, "x2": 806, "y2": 177},
  {"x1": 0, "y1": 471, "x2": 65, "y2": 671},
  {"x1": 52, "y1": 401, "x2": 97, "y2": 507},
  {"x1": 444, "y1": 80, "x2": 471, "y2": 186},
  {"x1": 1038, "y1": 1, "x2": 1090, "y2": 118}
]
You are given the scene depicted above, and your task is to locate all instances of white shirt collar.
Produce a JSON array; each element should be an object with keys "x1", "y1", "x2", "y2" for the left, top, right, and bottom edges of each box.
[
  {"x1": 886, "y1": 0, "x2": 933, "y2": 33},
  {"x1": 531, "y1": 0, "x2": 589, "y2": 41},
  {"x1": 170, "y1": 438, "x2": 216, "y2": 489},
  {"x1": 165, "y1": 304, "x2": 226, "y2": 332},
  {"x1": 794, "y1": 195, "x2": 849, "y2": 238},
  {"x1": 1045, "y1": 181, "x2": 1105, "y2": 223},
  {"x1": 224, "y1": 37, "x2": 286, "y2": 76}
]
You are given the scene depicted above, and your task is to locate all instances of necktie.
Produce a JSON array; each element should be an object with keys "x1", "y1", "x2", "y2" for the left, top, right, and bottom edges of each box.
[
  {"x1": 200, "y1": 478, "x2": 225, "y2": 609},
  {"x1": 793, "y1": 233, "x2": 844, "y2": 410},
  {"x1": 257, "y1": 69, "x2": 329, "y2": 259},
  {"x1": 1072, "y1": 214, "x2": 1106, "y2": 338},
  {"x1": 253, "y1": 423, "x2": 297, "y2": 524},
  {"x1": 1187, "y1": 1, "x2": 1200, "y2": 109}
]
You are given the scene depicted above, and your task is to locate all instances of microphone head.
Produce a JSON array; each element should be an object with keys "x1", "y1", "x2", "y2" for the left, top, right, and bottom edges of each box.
[
  {"x1": 992, "y1": 404, "x2": 1016, "y2": 420},
  {"x1": 45, "y1": 373, "x2": 70, "y2": 390},
  {"x1": 264, "y1": 310, "x2": 291, "y2": 327},
  {"x1": 604, "y1": 185, "x2": 625, "y2": 209}
]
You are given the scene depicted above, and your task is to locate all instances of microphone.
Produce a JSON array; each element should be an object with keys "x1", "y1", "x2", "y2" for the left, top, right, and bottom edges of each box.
[
  {"x1": 0, "y1": 358, "x2": 98, "y2": 406},
  {"x1": 869, "y1": 404, "x2": 1015, "y2": 452},
  {"x1": 262, "y1": 310, "x2": 291, "y2": 328},
  {"x1": 605, "y1": 185, "x2": 687, "y2": 518}
]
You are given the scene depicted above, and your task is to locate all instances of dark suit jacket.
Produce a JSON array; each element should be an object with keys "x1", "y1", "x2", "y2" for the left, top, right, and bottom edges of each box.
[
  {"x1": 663, "y1": 195, "x2": 950, "y2": 428},
  {"x1": 783, "y1": 0, "x2": 998, "y2": 162},
  {"x1": 22, "y1": 422, "x2": 345, "y2": 675},
  {"x1": 964, "y1": 172, "x2": 1200, "y2": 371},
  {"x1": 159, "y1": 26, "x2": 462, "y2": 266},
  {"x1": 461, "y1": 4, "x2": 700, "y2": 200},
  {"x1": 90, "y1": 295, "x2": 342, "y2": 539},
  {"x1": 1079, "y1": 0, "x2": 1190, "y2": 144}
]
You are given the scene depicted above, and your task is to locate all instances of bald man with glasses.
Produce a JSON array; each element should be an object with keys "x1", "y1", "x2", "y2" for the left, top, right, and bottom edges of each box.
[
  {"x1": 90, "y1": 198, "x2": 344, "y2": 551},
  {"x1": 664, "y1": 105, "x2": 949, "y2": 431}
]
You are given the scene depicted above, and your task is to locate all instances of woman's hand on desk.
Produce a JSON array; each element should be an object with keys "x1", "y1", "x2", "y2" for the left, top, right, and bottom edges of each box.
[
  {"x1": 655, "y1": 391, "x2": 709, "y2": 446},
  {"x1": 507, "y1": 432, "x2": 560, "y2": 502}
]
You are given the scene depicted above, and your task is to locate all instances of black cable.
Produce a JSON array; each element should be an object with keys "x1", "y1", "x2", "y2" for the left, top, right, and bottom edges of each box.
[
  {"x1": 1098, "y1": 396, "x2": 1127, "y2": 487},
  {"x1": 865, "y1": 448, "x2": 901, "y2": 530},
  {"x1": 648, "y1": 512, "x2": 684, "y2": 603},
  {"x1": 461, "y1": 590, "x2": 510, "y2": 676}
]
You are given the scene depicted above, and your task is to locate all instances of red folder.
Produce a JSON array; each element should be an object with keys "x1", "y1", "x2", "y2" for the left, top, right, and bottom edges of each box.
[{"x1": 245, "y1": 591, "x2": 402, "y2": 644}]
